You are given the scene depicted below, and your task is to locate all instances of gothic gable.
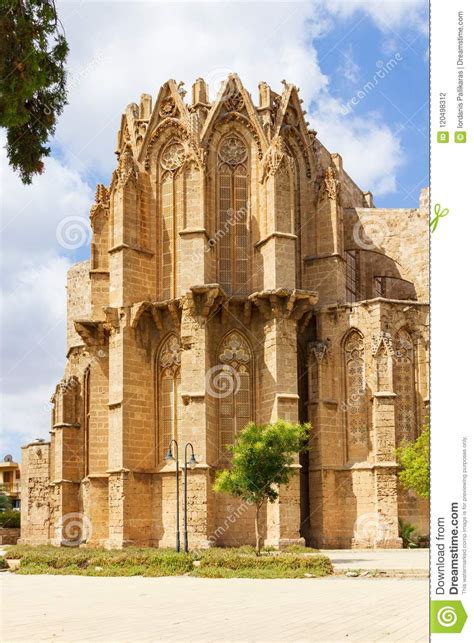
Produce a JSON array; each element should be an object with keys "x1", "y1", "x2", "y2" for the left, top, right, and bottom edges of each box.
[
  {"x1": 138, "y1": 79, "x2": 192, "y2": 168},
  {"x1": 273, "y1": 83, "x2": 316, "y2": 178},
  {"x1": 200, "y1": 74, "x2": 267, "y2": 158}
]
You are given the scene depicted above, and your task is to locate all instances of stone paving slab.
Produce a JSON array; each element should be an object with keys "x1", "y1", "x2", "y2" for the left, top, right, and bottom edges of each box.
[
  {"x1": 322, "y1": 548, "x2": 429, "y2": 572},
  {"x1": 0, "y1": 574, "x2": 428, "y2": 642}
]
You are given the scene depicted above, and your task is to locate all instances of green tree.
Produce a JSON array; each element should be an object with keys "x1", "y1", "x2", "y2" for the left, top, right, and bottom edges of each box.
[
  {"x1": 396, "y1": 425, "x2": 429, "y2": 498},
  {"x1": 0, "y1": 0, "x2": 68, "y2": 183},
  {"x1": 0, "y1": 493, "x2": 12, "y2": 511},
  {"x1": 214, "y1": 420, "x2": 310, "y2": 555}
]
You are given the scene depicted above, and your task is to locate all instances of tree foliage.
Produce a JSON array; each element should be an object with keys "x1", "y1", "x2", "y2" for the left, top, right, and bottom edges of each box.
[
  {"x1": 0, "y1": 0, "x2": 68, "y2": 183},
  {"x1": 214, "y1": 420, "x2": 310, "y2": 554},
  {"x1": 0, "y1": 492, "x2": 13, "y2": 511},
  {"x1": 396, "y1": 424, "x2": 429, "y2": 498}
]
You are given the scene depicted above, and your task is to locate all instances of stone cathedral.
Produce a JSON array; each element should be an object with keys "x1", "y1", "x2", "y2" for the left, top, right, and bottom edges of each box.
[{"x1": 20, "y1": 75, "x2": 429, "y2": 549}]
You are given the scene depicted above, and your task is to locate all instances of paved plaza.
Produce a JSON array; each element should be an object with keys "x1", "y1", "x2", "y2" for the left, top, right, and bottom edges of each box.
[
  {"x1": 324, "y1": 548, "x2": 429, "y2": 573},
  {"x1": 1, "y1": 573, "x2": 428, "y2": 642}
]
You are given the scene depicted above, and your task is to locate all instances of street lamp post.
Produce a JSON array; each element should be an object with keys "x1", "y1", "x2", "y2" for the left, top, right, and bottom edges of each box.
[
  {"x1": 183, "y1": 442, "x2": 198, "y2": 553},
  {"x1": 165, "y1": 439, "x2": 180, "y2": 552}
]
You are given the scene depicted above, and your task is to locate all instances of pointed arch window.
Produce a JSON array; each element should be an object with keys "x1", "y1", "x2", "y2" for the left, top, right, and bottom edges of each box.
[
  {"x1": 157, "y1": 334, "x2": 182, "y2": 461},
  {"x1": 216, "y1": 331, "x2": 253, "y2": 452},
  {"x1": 345, "y1": 250, "x2": 360, "y2": 302},
  {"x1": 83, "y1": 367, "x2": 90, "y2": 477},
  {"x1": 393, "y1": 330, "x2": 416, "y2": 443},
  {"x1": 343, "y1": 330, "x2": 368, "y2": 458},
  {"x1": 217, "y1": 136, "x2": 250, "y2": 295},
  {"x1": 159, "y1": 141, "x2": 185, "y2": 299}
]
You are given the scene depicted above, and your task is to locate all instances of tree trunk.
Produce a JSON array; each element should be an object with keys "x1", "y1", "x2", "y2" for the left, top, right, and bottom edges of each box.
[{"x1": 255, "y1": 502, "x2": 262, "y2": 556}]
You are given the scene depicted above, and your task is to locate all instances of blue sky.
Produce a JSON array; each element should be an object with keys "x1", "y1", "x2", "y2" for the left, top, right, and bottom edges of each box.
[
  {"x1": 313, "y1": 11, "x2": 428, "y2": 207},
  {"x1": 0, "y1": 1, "x2": 429, "y2": 461}
]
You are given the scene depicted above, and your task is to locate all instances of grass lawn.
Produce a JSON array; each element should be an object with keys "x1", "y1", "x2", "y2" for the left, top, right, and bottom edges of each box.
[{"x1": 1, "y1": 544, "x2": 333, "y2": 579}]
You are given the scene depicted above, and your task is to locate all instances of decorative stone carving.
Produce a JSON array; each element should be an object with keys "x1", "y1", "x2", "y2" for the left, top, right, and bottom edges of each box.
[
  {"x1": 345, "y1": 332, "x2": 364, "y2": 361},
  {"x1": 161, "y1": 141, "x2": 186, "y2": 171},
  {"x1": 323, "y1": 166, "x2": 339, "y2": 201},
  {"x1": 223, "y1": 90, "x2": 244, "y2": 113},
  {"x1": 261, "y1": 135, "x2": 293, "y2": 181},
  {"x1": 393, "y1": 330, "x2": 416, "y2": 442},
  {"x1": 95, "y1": 184, "x2": 109, "y2": 205},
  {"x1": 371, "y1": 331, "x2": 394, "y2": 356},
  {"x1": 219, "y1": 136, "x2": 247, "y2": 165},
  {"x1": 310, "y1": 340, "x2": 331, "y2": 363},
  {"x1": 344, "y1": 331, "x2": 367, "y2": 447},
  {"x1": 90, "y1": 184, "x2": 109, "y2": 229},
  {"x1": 134, "y1": 120, "x2": 148, "y2": 144},
  {"x1": 159, "y1": 334, "x2": 181, "y2": 371},
  {"x1": 219, "y1": 332, "x2": 251, "y2": 365},
  {"x1": 271, "y1": 93, "x2": 282, "y2": 123},
  {"x1": 116, "y1": 147, "x2": 138, "y2": 187},
  {"x1": 159, "y1": 97, "x2": 178, "y2": 119}
]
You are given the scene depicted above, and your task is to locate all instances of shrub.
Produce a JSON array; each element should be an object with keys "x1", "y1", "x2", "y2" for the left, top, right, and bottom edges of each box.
[
  {"x1": 4, "y1": 545, "x2": 333, "y2": 579},
  {"x1": 399, "y1": 521, "x2": 418, "y2": 548},
  {"x1": 396, "y1": 424, "x2": 429, "y2": 498},
  {"x1": 0, "y1": 510, "x2": 20, "y2": 528}
]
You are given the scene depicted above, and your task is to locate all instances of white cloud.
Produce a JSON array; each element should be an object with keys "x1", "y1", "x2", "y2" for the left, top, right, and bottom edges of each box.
[
  {"x1": 0, "y1": 254, "x2": 71, "y2": 455},
  {"x1": 55, "y1": 1, "x2": 328, "y2": 173},
  {"x1": 321, "y1": 0, "x2": 428, "y2": 35},
  {"x1": 311, "y1": 96, "x2": 403, "y2": 195},
  {"x1": 0, "y1": 142, "x2": 92, "y2": 456},
  {"x1": 0, "y1": 0, "x2": 427, "y2": 457},
  {"x1": 338, "y1": 45, "x2": 361, "y2": 83},
  {"x1": 52, "y1": 0, "x2": 416, "y2": 194}
]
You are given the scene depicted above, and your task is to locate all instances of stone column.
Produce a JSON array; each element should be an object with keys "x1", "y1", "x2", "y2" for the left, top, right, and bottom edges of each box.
[
  {"x1": 252, "y1": 290, "x2": 317, "y2": 548},
  {"x1": 178, "y1": 287, "x2": 222, "y2": 549},
  {"x1": 19, "y1": 440, "x2": 51, "y2": 545},
  {"x1": 308, "y1": 163, "x2": 346, "y2": 304},
  {"x1": 361, "y1": 332, "x2": 402, "y2": 548},
  {"x1": 107, "y1": 310, "x2": 154, "y2": 548}
]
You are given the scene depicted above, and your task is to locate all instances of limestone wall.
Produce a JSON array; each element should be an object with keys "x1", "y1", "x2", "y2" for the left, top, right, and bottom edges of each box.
[
  {"x1": 19, "y1": 441, "x2": 51, "y2": 545},
  {"x1": 344, "y1": 199, "x2": 429, "y2": 302},
  {"x1": 67, "y1": 261, "x2": 91, "y2": 351}
]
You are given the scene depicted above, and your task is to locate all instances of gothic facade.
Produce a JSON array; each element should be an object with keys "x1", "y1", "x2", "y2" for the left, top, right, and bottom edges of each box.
[{"x1": 20, "y1": 75, "x2": 429, "y2": 549}]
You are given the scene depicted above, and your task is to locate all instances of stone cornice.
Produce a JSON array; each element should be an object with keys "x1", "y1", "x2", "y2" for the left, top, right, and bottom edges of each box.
[
  {"x1": 73, "y1": 319, "x2": 111, "y2": 346},
  {"x1": 129, "y1": 299, "x2": 182, "y2": 331},
  {"x1": 254, "y1": 231, "x2": 297, "y2": 248},
  {"x1": 249, "y1": 288, "x2": 318, "y2": 320},
  {"x1": 184, "y1": 284, "x2": 226, "y2": 318},
  {"x1": 108, "y1": 243, "x2": 154, "y2": 256}
]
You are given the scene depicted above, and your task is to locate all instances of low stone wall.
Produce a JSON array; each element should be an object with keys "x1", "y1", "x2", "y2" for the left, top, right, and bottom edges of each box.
[{"x1": 0, "y1": 527, "x2": 21, "y2": 545}]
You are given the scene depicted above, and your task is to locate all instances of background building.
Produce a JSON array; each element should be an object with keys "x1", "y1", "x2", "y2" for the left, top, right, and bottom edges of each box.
[
  {"x1": 20, "y1": 75, "x2": 429, "y2": 549},
  {"x1": 0, "y1": 455, "x2": 21, "y2": 510}
]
